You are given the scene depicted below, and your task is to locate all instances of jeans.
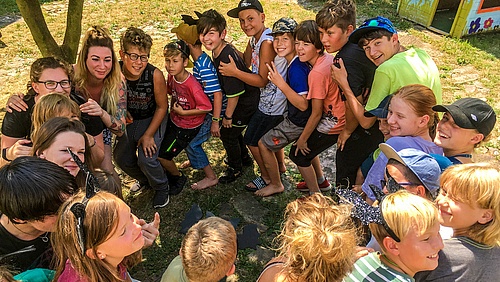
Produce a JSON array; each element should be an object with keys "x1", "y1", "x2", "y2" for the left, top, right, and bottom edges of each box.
[
  {"x1": 186, "y1": 115, "x2": 212, "y2": 169},
  {"x1": 114, "y1": 115, "x2": 169, "y2": 192}
]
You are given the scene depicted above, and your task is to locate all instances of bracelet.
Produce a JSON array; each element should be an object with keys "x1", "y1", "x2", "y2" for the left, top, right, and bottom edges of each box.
[
  {"x1": 223, "y1": 114, "x2": 233, "y2": 120},
  {"x1": 90, "y1": 137, "x2": 96, "y2": 148},
  {"x1": 2, "y1": 147, "x2": 11, "y2": 162},
  {"x1": 212, "y1": 116, "x2": 221, "y2": 122}
]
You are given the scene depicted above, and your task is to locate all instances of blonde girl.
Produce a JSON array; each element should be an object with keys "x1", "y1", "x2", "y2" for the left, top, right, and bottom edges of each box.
[{"x1": 31, "y1": 93, "x2": 80, "y2": 134}]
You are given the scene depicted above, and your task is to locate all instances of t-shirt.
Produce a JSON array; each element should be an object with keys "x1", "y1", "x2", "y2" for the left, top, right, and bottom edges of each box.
[
  {"x1": 0, "y1": 215, "x2": 52, "y2": 273},
  {"x1": 1, "y1": 89, "x2": 104, "y2": 139},
  {"x1": 344, "y1": 252, "x2": 414, "y2": 282},
  {"x1": 213, "y1": 44, "x2": 259, "y2": 126},
  {"x1": 161, "y1": 255, "x2": 189, "y2": 282},
  {"x1": 167, "y1": 73, "x2": 212, "y2": 129},
  {"x1": 13, "y1": 268, "x2": 55, "y2": 282},
  {"x1": 365, "y1": 48, "x2": 442, "y2": 112},
  {"x1": 57, "y1": 259, "x2": 128, "y2": 282},
  {"x1": 251, "y1": 28, "x2": 288, "y2": 116},
  {"x1": 362, "y1": 136, "x2": 443, "y2": 201},
  {"x1": 414, "y1": 236, "x2": 500, "y2": 282},
  {"x1": 193, "y1": 52, "x2": 227, "y2": 115},
  {"x1": 122, "y1": 62, "x2": 157, "y2": 120},
  {"x1": 287, "y1": 56, "x2": 311, "y2": 127},
  {"x1": 307, "y1": 53, "x2": 345, "y2": 135}
]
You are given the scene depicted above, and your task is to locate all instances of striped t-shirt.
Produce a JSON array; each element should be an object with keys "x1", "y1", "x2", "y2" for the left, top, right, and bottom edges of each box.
[
  {"x1": 344, "y1": 252, "x2": 414, "y2": 282},
  {"x1": 193, "y1": 52, "x2": 227, "y2": 114}
]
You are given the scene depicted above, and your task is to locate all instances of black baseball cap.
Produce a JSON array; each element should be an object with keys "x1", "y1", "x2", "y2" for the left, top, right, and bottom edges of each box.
[
  {"x1": 365, "y1": 94, "x2": 393, "y2": 118},
  {"x1": 433, "y1": 97, "x2": 496, "y2": 136},
  {"x1": 227, "y1": 0, "x2": 264, "y2": 18}
]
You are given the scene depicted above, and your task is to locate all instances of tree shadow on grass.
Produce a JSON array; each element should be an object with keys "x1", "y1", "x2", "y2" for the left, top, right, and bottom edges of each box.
[{"x1": 0, "y1": 0, "x2": 59, "y2": 20}]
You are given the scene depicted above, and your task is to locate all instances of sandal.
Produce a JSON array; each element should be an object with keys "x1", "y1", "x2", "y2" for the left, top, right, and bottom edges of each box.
[{"x1": 245, "y1": 176, "x2": 268, "y2": 192}]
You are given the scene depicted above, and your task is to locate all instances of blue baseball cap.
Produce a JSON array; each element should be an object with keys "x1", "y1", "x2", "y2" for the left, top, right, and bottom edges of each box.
[
  {"x1": 380, "y1": 144, "x2": 441, "y2": 199},
  {"x1": 349, "y1": 16, "x2": 397, "y2": 44},
  {"x1": 365, "y1": 94, "x2": 393, "y2": 118}
]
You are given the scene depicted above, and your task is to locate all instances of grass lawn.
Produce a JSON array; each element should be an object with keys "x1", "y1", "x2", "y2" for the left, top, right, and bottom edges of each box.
[{"x1": 1, "y1": 0, "x2": 500, "y2": 281}]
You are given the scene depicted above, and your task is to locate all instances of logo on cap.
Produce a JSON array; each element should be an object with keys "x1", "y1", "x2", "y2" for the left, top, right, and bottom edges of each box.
[
  {"x1": 241, "y1": 2, "x2": 251, "y2": 6},
  {"x1": 471, "y1": 114, "x2": 477, "y2": 121}
]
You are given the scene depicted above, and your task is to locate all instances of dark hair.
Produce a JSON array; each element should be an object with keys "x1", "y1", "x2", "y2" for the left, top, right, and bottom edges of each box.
[
  {"x1": 120, "y1": 27, "x2": 153, "y2": 53},
  {"x1": 197, "y1": 9, "x2": 226, "y2": 36},
  {"x1": 387, "y1": 159, "x2": 431, "y2": 199},
  {"x1": 28, "y1": 57, "x2": 74, "y2": 92},
  {"x1": 316, "y1": 0, "x2": 356, "y2": 32},
  {"x1": 0, "y1": 156, "x2": 77, "y2": 222},
  {"x1": 357, "y1": 29, "x2": 394, "y2": 49},
  {"x1": 295, "y1": 20, "x2": 324, "y2": 55},
  {"x1": 95, "y1": 168, "x2": 123, "y2": 199}
]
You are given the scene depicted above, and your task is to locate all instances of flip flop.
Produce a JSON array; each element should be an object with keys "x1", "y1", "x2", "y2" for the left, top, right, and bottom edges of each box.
[{"x1": 245, "y1": 176, "x2": 268, "y2": 192}]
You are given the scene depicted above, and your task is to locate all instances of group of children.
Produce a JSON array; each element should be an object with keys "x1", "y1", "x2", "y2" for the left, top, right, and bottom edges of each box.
[{"x1": 1, "y1": 0, "x2": 500, "y2": 281}]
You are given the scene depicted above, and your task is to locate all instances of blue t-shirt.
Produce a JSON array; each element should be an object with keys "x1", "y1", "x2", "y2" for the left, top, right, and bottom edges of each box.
[
  {"x1": 287, "y1": 56, "x2": 311, "y2": 127},
  {"x1": 193, "y1": 52, "x2": 227, "y2": 115}
]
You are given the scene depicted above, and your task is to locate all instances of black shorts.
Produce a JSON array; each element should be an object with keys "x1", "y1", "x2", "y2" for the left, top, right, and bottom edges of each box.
[
  {"x1": 159, "y1": 119, "x2": 201, "y2": 160},
  {"x1": 243, "y1": 109, "x2": 283, "y2": 147},
  {"x1": 289, "y1": 129, "x2": 338, "y2": 167}
]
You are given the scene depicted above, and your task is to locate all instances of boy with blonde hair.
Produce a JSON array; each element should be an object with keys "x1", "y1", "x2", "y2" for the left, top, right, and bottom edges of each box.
[
  {"x1": 161, "y1": 217, "x2": 237, "y2": 282},
  {"x1": 415, "y1": 163, "x2": 500, "y2": 281}
]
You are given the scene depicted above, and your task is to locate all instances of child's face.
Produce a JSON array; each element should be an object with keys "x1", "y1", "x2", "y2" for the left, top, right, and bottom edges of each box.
[
  {"x1": 362, "y1": 34, "x2": 398, "y2": 66},
  {"x1": 387, "y1": 97, "x2": 423, "y2": 137},
  {"x1": 378, "y1": 118, "x2": 392, "y2": 140},
  {"x1": 238, "y1": 9, "x2": 265, "y2": 37},
  {"x1": 120, "y1": 46, "x2": 149, "y2": 79},
  {"x1": 295, "y1": 40, "x2": 320, "y2": 64},
  {"x1": 86, "y1": 46, "x2": 113, "y2": 80},
  {"x1": 32, "y1": 67, "x2": 71, "y2": 97},
  {"x1": 395, "y1": 221, "x2": 443, "y2": 276},
  {"x1": 200, "y1": 28, "x2": 225, "y2": 51},
  {"x1": 434, "y1": 112, "x2": 482, "y2": 151},
  {"x1": 39, "y1": 131, "x2": 85, "y2": 177},
  {"x1": 436, "y1": 183, "x2": 489, "y2": 230},
  {"x1": 318, "y1": 25, "x2": 350, "y2": 54},
  {"x1": 29, "y1": 215, "x2": 58, "y2": 233},
  {"x1": 273, "y1": 33, "x2": 294, "y2": 58},
  {"x1": 165, "y1": 53, "x2": 188, "y2": 77},
  {"x1": 96, "y1": 202, "x2": 144, "y2": 263}
]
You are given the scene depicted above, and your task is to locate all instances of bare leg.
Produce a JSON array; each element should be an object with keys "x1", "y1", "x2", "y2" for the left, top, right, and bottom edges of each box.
[
  {"x1": 191, "y1": 165, "x2": 218, "y2": 190},
  {"x1": 247, "y1": 145, "x2": 270, "y2": 188},
  {"x1": 298, "y1": 164, "x2": 320, "y2": 193},
  {"x1": 311, "y1": 156, "x2": 323, "y2": 179},
  {"x1": 159, "y1": 158, "x2": 180, "y2": 176},
  {"x1": 274, "y1": 149, "x2": 286, "y2": 173},
  {"x1": 255, "y1": 140, "x2": 284, "y2": 196}
]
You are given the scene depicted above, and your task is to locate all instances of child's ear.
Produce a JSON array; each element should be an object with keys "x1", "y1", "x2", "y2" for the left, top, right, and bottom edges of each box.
[
  {"x1": 478, "y1": 209, "x2": 494, "y2": 224},
  {"x1": 32, "y1": 82, "x2": 40, "y2": 94},
  {"x1": 471, "y1": 133, "x2": 484, "y2": 145},
  {"x1": 382, "y1": 236, "x2": 400, "y2": 256},
  {"x1": 221, "y1": 29, "x2": 227, "y2": 40},
  {"x1": 86, "y1": 248, "x2": 107, "y2": 260},
  {"x1": 346, "y1": 25, "x2": 354, "y2": 35},
  {"x1": 226, "y1": 264, "x2": 236, "y2": 276},
  {"x1": 183, "y1": 58, "x2": 189, "y2": 68},
  {"x1": 260, "y1": 12, "x2": 265, "y2": 23},
  {"x1": 419, "y1": 114, "x2": 430, "y2": 128},
  {"x1": 391, "y1": 33, "x2": 399, "y2": 44},
  {"x1": 38, "y1": 151, "x2": 46, "y2": 159},
  {"x1": 415, "y1": 185, "x2": 427, "y2": 198}
]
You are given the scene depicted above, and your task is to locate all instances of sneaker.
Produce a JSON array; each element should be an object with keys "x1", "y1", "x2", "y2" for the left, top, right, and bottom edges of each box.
[
  {"x1": 295, "y1": 179, "x2": 332, "y2": 192},
  {"x1": 153, "y1": 190, "x2": 170, "y2": 208},
  {"x1": 219, "y1": 167, "x2": 242, "y2": 184},
  {"x1": 168, "y1": 174, "x2": 187, "y2": 195},
  {"x1": 223, "y1": 156, "x2": 253, "y2": 167},
  {"x1": 129, "y1": 180, "x2": 150, "y2": 195}
]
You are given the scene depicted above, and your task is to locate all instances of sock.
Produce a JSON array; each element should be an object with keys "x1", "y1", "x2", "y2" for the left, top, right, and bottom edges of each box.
[{"x1": 317, "y1": 176, "x2": 325, "y2": 184}]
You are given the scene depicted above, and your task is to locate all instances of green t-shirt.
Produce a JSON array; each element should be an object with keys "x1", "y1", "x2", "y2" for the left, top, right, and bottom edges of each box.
[
  {"x1": 161, "y1": 255, "x2": 190, "y2": 282},
  {"x1": 365, "y1": 48, "x2": 442, "y2": 112},
  {"x1": 344, "y1": 252, "x2": 415, "y2": 282}
]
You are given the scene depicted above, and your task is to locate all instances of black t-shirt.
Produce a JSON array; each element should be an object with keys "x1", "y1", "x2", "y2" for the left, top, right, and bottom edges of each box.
[
  {"x1": 120, "y1": 62, "x2": 157, "y2": 120},
  {"x1": 1, "y1": 89, "x2": 104, "y2": 139},
  {"x1": 213, "y1": 44, "x2": 259, "y2": 125},
  {"x1": 0, "y1": 214, "x2": 53, "y2": 273}
]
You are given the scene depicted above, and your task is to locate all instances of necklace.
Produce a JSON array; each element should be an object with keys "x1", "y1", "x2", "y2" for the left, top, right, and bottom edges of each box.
[
  {"x1": 10, "y1": 221, "x2": 49, "y2": 242},
  {"x1": 381, "y1": 254, "x2": 401, "y2": 270}
]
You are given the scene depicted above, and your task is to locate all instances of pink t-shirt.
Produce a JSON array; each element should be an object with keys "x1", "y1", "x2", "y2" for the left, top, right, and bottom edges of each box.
[
  {"x1": 307, "y1": 53, "x2": 346, "y2": 135},
  {"x1": 58, "y1": 259, "x2": 128, "y2": 281},
  {"x1": 167, "y1": 73, "x2": 213, "y2": 129}
]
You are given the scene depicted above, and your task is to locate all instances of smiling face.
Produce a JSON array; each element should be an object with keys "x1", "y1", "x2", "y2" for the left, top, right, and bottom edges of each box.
[
  {"x1": 200, "y1": 28, "x2": 226, "y2": 53},
  {"x1": 39, "y1": 131, "x2": 85, "y2": 177},
  {"x1": 318, "y1": 25, "x2": 351, "y2": 54},
  {"x1": 165, "y1": 53, "x2": 188, "y2": 78},
  {"x1": 362, "y1": 34, "x2": 398, "y2": 66},
  {"x1": 86, "y1": 46, "x2": 113, "y2": 81},
  {"x1": 95, "y1": 201, "x2": 144, "y2": 265},
  {"x1": 120, "y1": 46, "x2": 149, "y2": 80},
  {"x1": 434, "y1": 112, "x2": 483, "y2": 152},
  {"x1": 378, "y1": 118, "x2": 392, "y2": 140},
  {"x1": 295, "y1": 40, "x2": 321, "y2": 65},
  {"x1": 273, "y1": 33, "x2": 295, "y2": 60},
  {"x1": 387, "y1": 97, "x2": 424, "y2": 137},
  {"x1": 238, "y1": 9, "x2": 265, "y2": 38},
  {"x1": 32, "y1": 67, "x2": 71, "y2": 97}
]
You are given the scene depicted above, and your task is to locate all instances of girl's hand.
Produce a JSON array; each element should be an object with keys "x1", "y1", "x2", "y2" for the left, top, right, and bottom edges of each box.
[
  {"x1": 294, "y1": 138, "x2": 310, "y2": 156},
  {"x1": 139, "y1": 212, "x2": 160, "y2": 249},
  {"x1": 218, "y1": 55, "x2": 238, "y2": 77},
  {"x1": 8, "y1": 139, "x2": 32, "y2": 160},
  {"x1": 138, "y1": 135, "x2": 157, "y2": 158},
  {"x1": 266, "y1": 62, "x2": 286, "y2": 89},
  {"x1": 172, "y1": 102, "x2": 185, "y2": 116},
  {"x1": 6, "y1": 93, "x2": 27, "y2": 113},
  {"x1": 211, "y1": 121, "x2": 221, "y2": 137},
  {"x1": 80, "y1": 98, "x2": 104, "y2": 117}
]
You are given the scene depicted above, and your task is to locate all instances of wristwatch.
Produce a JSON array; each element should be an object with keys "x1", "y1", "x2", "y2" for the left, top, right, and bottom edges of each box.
[
  {"x1": 223, "y1": 114, "x2": 233, "y2": 120},
  {"x1": 2, "y1": 147, "x2": 11, "y2": 162}
]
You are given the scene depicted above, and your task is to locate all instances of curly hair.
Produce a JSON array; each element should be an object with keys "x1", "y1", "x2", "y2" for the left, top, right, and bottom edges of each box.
[{"x1": 120, "y1": 27, "x2": 153, "y2": 53}]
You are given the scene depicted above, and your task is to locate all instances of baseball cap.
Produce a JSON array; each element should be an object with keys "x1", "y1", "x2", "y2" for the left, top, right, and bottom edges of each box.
[
  {"x1": 164, "y1": 40, "x2": 194, "y2": 68},
  {"x1": 380, "y1": 144, "x2": 441, "y2": 199},
  {"x1": 349, "y1": 16, "x2": 397, "y2": 44},
  {"x1": 227, "y1": 0, "x2": 264, "y2": 18},
  {"x1": 365, "y1": 94, "x2": 392, "y2": 118},
  {"x1": 433, "y1": 97, "x2": 496, "y2": 137},
  {"x1": 269, "y1": 18, "x2": 297, "y2": 35}
]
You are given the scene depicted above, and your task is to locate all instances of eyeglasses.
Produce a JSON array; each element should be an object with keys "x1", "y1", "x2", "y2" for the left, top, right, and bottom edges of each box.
[
  {"x1": 67, "y1": 148, "x2": 101, "y2": 255},
  {"x1": 37, "y1": 80, "x2": 71, "y2": 89},
  {"x1": 124, "y1": 51, "x2": 149, "y2": 62}
]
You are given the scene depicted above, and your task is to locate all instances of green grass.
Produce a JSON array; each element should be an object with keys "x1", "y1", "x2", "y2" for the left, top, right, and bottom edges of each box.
[{"x1": 0, "y1": 0, "x2": 56, "y2": 17}]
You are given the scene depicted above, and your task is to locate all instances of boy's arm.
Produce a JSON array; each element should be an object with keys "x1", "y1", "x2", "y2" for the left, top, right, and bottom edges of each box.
[
  {"x1": 331, "y1": 59, "x2": 376, "y2": 129},
  {"x1": 219, "y1": 40, "x2": 275, "y2": 88},
  {"x1": 338, "y1": 97, "x2": 363, "y2": 151},
  {"x1": 294, "y1": 99, "x2": 323, "y2": 156},
  {"x1": 266, "y1": 62, "x2": 308, "y2": 111},
  {"x1": 172, "y1": 103, "x2": 211, "y2": 116},
  {"x1": 222, "y1": 96, "x2": 238, "y2": 128},
  {"x1": 138, "y1": 68, "x2": 168, "y2": 158},
  {"x1": 211, "y1": 91, "x2": 223, "y2": 137},
  {"x1": 243, "y1": 42, "x2": 252, "y2": 68}
]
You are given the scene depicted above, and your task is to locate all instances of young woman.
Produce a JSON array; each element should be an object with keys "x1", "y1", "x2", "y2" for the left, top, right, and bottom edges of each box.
[{"x1": 362, "y1": 84, "x2": 443, "y2": 204}]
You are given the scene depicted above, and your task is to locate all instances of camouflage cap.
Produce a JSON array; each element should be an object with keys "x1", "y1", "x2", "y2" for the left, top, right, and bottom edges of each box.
[{"x1": 269, "y1": 17, "x2": 298, "y2": 35}]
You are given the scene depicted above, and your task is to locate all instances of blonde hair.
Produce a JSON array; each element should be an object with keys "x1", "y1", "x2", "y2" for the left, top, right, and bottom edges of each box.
[
  {"x1": 181, "y1": 217, "x2": 237, "y2": 282},
  {"x1": 277, "y1": 193, "x2": 357, "y2": 282},
  {"x1": 371, "y1": 190, "x2": 438, "y2": 252},
  {"x1": 392, "y1": 84, "x2": 439, "y2": 140},
  {"x1": 75, "y1": 26, "x2": 121, "y2": 115},
  {"x1": 53, "y1": 191, "x2": 142, "y2": 282},
  {"x1": 440, "y1": 163, "x2": 500, "y2": 246},
  {"x1": 31, "y1": 93, "x2": 80, "y2": 134}
]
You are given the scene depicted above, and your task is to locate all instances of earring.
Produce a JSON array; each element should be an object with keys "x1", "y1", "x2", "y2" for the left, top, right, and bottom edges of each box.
[{"x1": 100, "y1": 255, "x2": 104, "y2": 259}]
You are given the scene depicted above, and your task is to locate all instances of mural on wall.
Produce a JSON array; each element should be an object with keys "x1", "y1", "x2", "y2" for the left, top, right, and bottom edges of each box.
[
  {"x1": 399, "y1": 0, "x2": 437, "y2": 24},
  {"x1": 463, "y1": 0, "x2": 500, "y2": 36}
]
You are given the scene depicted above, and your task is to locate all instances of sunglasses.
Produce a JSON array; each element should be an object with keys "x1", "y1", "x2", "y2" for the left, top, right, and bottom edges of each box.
[{"x1": 381, "y1": 167, "x2": 420, "y2": 194}]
